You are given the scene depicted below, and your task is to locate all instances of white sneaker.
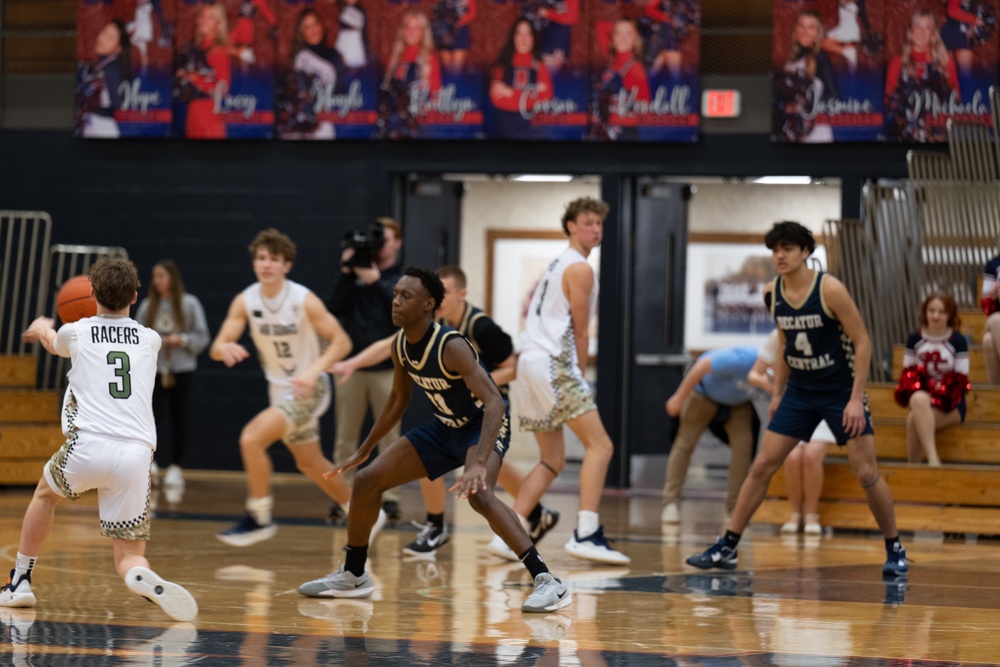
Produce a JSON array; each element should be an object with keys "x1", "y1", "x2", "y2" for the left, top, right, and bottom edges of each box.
[
  {"x1": 564, "y1": 527, "x2": 631, "y2": 565},
  {"x1": 487, "y1": 534, "x2": 520, "y2": 562},
  {"x1": 0, "y1": 571, "x2": 35, "y2": 608},
  {"x1": 803, "y1": 514, "x2": 822, "y2": 535},
  {"x1": 298, "y1": 566, "x2": 374, "y2": 599},
  {"x1": 780, "y1": 512, "x2": 802, "y2": 534},
  {"x1": 661, "y1": 502, "x2": 680, "y2": 524},
  {"x1": 163, "y1": 465, "x2": 185, "y2": 489},
  {"x1": 521, "y1": 572, "x2": 572, "y2": 613},
  {"x1": 125, "y1": 566, "x2": 198, "y2": 622}
]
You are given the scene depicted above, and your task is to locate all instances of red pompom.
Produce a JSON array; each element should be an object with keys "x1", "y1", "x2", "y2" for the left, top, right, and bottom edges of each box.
[
  {"x1": 894, "y1": 365, "x2": 930, "y2": 407},
  {"x1": 929, "y1": 371, "x2": 970, "y2": 413},
  {"x1": 982, "y1": 296, "x2": 999, "y2": 316}
]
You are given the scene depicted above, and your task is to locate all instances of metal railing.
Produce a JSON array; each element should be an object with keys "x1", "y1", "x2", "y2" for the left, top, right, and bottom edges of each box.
[
  {"x1": 0, "y1": 211, "x2": 52, "y2": 355},
  {"x1": 846, "y1": 87, "x2": 1000, "y2": 380}
]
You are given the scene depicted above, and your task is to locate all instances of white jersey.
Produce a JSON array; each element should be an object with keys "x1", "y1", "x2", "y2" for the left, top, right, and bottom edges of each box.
[
  {"x1": 55, "y1": 314, "x2": 160, "y2": 448},
  {"x1": 242, "y1": 280, "x2": 322, "y2": 387},
  {"x1": 521, "y1": 246, "x2": 598, "y2": 358}
]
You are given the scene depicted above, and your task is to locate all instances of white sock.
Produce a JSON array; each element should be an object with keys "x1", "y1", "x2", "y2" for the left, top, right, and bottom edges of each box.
[
  {"x1": 14, "y1": 552, "x2": 37, "y2": 584},
  {"x1": 577, "y1": 511, "x2": 600, "y2": 539},
  {"x1": 247, "y1": 496, "x2": 274, "y2": 525}
]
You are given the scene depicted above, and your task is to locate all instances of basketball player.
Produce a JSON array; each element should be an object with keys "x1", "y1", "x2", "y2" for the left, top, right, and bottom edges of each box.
[
  {"x1": 686, "y1": 221, "x2": 908, "y2": 578},
  {"x1": 211, "y1": 228, "x2": 386, "y2": 547},
  {"x1": 4, "y1": 256, "x2": 197, "y2": 622},
  {"x1": 508, "y1": 197, "x2": 630, "y2": 566},
  {"x1": 332, "y1": 265, "x2": 560, "y2": 556},
  {"x1": 298, "y1": 267, "x2": 572, "y2": 613}
]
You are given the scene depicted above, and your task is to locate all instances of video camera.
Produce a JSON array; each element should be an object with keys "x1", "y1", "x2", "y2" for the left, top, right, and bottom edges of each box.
[{"x1": 341, "y1": 220, "x2": 385, "y2": 269}]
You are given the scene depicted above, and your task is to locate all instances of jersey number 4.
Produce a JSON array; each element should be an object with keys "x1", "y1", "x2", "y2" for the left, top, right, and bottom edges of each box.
[
  {"x1": 794, "y1": 332, "x2": 814, "y2": 357},
  {"x1": 107, "y1": 351, "x2": 132, "y2": 399}
]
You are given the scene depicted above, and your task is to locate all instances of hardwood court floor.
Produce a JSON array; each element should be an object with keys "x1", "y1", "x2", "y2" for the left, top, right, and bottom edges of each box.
[{"x1": 2, "y1": 472, "x2": 1000, "y2": 666}]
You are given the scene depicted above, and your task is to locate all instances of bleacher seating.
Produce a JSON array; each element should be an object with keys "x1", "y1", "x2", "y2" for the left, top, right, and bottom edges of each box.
[{"x1": 0, "y1": 354, "x2": 63, "y2": 484}]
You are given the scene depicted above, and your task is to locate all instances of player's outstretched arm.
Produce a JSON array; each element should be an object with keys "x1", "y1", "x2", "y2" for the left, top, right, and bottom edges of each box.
[
  {"x1": 329, "y1": 334, "x2": 395, "y2": 385},
  {"x1": 210, "y1": 293, "x2": 251, "y2": 368},
  {"x1": 445, "y1": 338, "x2": 506, "y2": 499},
  {"x1": 21, "y1": 317, "x2": 59, "y2": 356},
  {"x1": 747, "y1": 358, "x2": 774, "y2": 394}
]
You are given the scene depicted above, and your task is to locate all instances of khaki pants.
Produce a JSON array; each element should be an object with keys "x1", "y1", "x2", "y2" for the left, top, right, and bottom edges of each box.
[
  {"x1": 662, "y1": 392, "x2": 754, "y2": 514},
  {"x1": 333, "y1": 369, "x2": 401, "y2": 503}
]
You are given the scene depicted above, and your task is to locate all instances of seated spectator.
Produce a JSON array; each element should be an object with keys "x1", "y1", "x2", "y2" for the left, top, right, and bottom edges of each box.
[{"x1": 894, "y1": 292, "x2": 970, "y2": 466}]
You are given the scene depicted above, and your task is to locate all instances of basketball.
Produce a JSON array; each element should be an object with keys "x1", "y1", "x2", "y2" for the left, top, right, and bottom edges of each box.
[{"x1": 57, "y1": 275, "x2": 97, "y2": 323}]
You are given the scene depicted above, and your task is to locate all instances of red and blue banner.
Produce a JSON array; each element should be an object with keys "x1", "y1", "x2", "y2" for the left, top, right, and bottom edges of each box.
[{"x1": 76, "y1": 0, "x2": 702, "y2": 140}]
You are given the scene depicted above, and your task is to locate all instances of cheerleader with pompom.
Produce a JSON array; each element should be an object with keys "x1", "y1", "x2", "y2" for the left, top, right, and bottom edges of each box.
[{"x1": 894, "y1": 292, "x2": 970, "y2": 466}]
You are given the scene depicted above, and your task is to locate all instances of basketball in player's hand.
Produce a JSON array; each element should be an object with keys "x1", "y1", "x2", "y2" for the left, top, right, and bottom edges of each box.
[{"x1": 57, "y1": 275, "x2": 97, "y2": 323}]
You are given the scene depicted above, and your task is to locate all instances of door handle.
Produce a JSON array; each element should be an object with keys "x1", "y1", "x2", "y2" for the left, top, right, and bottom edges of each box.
[{"x1": 633, "y1": 354, "x2": 691, "y2": 367}]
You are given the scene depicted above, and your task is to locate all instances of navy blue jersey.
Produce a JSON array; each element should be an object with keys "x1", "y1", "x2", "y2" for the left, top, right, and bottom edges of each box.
[
  {"x1": 771, "y1": 271, "x2": 856, "y2": 390},
  {"x1": 395, "y1": 323, "x2": 488, "y2": 428},
  {"x1": 440, "y1": 303, "x2": 514, "y2": 397}
]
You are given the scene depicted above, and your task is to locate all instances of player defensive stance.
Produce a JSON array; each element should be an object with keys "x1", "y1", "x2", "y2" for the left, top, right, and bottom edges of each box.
[
  {"x1": 4, "y1": 256, "x2": 197, "y2": 622},
  {"x1": 298, "y1": 267, "x2": 572, "y2": 613}
]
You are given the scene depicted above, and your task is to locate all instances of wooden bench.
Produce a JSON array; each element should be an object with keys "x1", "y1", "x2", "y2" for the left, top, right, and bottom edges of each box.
[
  {"x1": 758, "y1": 379, "x2": 1000, "y2": 534},
  {"x1": 0, "y1": 355, "x2": 64, "y2": 485}
]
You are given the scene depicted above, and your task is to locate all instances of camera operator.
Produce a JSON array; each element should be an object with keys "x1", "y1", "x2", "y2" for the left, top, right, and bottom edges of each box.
[{"x1": 327, "y1": 217, "x2": 404, "y2": 520}]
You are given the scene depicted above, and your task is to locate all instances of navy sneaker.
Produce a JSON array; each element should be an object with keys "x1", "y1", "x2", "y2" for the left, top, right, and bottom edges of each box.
[
  {"x1": 686, "y1": 537, "x2": 738, "y2": 570},
  {"x1": 883, "y1": 546, "x2": 909, "y2": 577},
  {"x1": 529, "y1": 506, "x2": 560, "y2": 544},
  {"x1": 216, "y1": 514, "x2": 278, "y2": 547},
  {"x1": 402, "y1": 521, "x2": 449, "y2": 556}
]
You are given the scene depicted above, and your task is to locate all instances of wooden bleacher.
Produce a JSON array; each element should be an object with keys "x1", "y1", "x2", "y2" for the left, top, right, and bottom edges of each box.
[
  {"x1": 0, "y1": 354, "x2": 64, "y2": 485},
  {"x1": 758, "y1": 308, "x2": 1000, "y2": 535}
]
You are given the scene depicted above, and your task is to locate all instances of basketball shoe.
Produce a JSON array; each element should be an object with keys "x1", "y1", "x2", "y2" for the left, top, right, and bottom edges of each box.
[
  {"x1": 529, "y1": 506, "x2": 560, "y2": 544},
  {"x1": 125, "y1": 567, "x2": 198, "y2": 622},
  {"x1": 298, "y1": 566, "x2": 374, "y2": 599},
  {"x1": 685, "y1": 537, "x2": 739, "y2": 570},
  {"x1": 564, "y1": 527, "x2": 631, "y2": 565},
  {"x1": 521, "y1": 573, "x2": 572, "y2": 613},
  {"x1": 216, "y1": 514, "x2": 278, "y2": 547},
  {"x1": 0, "y1": 571, "x2": 35, "y2": 608},
  {"x1": 883, "y1": 545, "x2": 909, "y2": 577},
  {"x1": 402, "y1": 521, "x2": 449, "y2": 557}
]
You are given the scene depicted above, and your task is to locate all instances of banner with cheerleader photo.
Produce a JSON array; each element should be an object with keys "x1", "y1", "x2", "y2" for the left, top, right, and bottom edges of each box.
[
  {"x1": 478, "y1": 0, "x2": 590, "y2": 139},
  {"x1": 173, "y1": 0, "x2": 276, "y2": 139},
  {"x1": 275, "y1": 0, "x2": 380, "y2": 139},
  {"x1": 374, "y1": 0, "x2": 484, "y2": 139},
  {"x1": 883, "y1": 0, "x2": 996, "y2": 143},
  {"x1": 588, "y1": 0, "x2": 699, "y2": 142},
  {"x1": 772, "y1": 0, "x2": 886, "y2": 143},
  {"x1": 76, "y1": 0, "x2": 177, "y2": 138}
]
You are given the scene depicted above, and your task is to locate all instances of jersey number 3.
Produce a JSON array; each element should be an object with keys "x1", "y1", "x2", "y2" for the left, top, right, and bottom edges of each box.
[{"x1": 107, "y1": 351, "x2": 132, "y2": 399}]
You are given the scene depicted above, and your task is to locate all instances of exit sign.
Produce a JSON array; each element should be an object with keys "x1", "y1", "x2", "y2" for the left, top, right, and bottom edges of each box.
[{"x1": 702, "y1": 90, "x2": 741, "y2": 119}]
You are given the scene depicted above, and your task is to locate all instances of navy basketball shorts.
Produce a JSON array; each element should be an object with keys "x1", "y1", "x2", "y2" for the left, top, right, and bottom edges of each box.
[
  {"x1": 405, "y1": 410, "x2": 511, "y2": 480},
  {"x1": 767, "y1": 385, "x2": 874, "y2": 446}
]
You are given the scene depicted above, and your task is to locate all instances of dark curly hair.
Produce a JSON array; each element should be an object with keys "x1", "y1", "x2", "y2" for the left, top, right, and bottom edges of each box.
[{"x1": 404, "y1": 265, "x2": 445, "y2": 310}]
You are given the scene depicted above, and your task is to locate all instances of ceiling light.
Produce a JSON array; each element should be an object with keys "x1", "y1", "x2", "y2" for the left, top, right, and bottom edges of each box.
[
  {"x1": 753, "y1": 176, "x2": 813, "y2": 185},
  {"x1": 512, "y1": 174, "x2": 574, "y2": 182}
]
